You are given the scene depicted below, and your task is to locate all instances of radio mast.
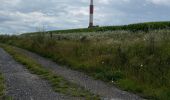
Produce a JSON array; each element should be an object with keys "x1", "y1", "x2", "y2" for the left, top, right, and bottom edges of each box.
[{"x1": 89, "y1": 0, "x2": 94, "y2": 28}]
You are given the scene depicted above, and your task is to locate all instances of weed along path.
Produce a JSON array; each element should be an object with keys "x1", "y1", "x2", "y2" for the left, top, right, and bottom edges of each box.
[
  {"x1": 16, "y1": 47, "x2": 144, "y2": 100},
  {"x1": 0, "y1": 48, "x2": 80, "y2": 100}
]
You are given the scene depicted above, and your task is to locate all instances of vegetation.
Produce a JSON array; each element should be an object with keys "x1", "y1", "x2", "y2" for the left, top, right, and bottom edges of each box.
[
  {"x1": 0, "y1": 22, "x2": 170, "y2": 100},
  {"x1": 0, "y1": 73, "x2": 5, "y2": 99},
  {"x1": 0, "y1": 72, "x2": 10, "y2": 100},
  {"x1": 0, "y1": 44, "x2": 99, "y2": 100},
  {"x1": 23, "y1": 21, "x2": 170, "y2": 35}
]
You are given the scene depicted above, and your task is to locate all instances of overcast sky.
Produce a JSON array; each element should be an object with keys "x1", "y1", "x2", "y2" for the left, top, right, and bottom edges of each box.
[{"x1": 0, "y1": 0, "x2": 170, "y2": 34}]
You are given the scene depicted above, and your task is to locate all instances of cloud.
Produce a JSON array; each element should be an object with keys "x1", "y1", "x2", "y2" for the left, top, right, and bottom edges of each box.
[
  {"x1": 146, "y1": 0, "x2": 170, "y2": 6},
  {"x1": 0, "y1": 0, "x2": 170, "y2": 34}
]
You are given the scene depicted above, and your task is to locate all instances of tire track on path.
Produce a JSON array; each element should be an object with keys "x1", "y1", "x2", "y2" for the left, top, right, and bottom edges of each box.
[
  {"x1": 0, "y1": 48, "x2": 79, "y2": 100},
  {"x1": 17, "y1": 47, "x2": 145, "y2": 100}
]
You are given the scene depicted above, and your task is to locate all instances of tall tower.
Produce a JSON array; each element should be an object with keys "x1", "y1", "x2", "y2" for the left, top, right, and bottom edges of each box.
[{"x1": 89, "y1": 0, "x2": 94, "y2": 28}]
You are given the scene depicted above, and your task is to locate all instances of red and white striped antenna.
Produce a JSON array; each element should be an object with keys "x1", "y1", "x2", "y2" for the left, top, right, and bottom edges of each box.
[{"x1": 89, "y1": 0, "x2": 94, "y2": 28}]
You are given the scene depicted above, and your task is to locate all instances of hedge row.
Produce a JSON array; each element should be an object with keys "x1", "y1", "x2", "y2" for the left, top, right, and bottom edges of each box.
[{"x1": 23, "y1": 21, "x2": 170, "y2": 35}]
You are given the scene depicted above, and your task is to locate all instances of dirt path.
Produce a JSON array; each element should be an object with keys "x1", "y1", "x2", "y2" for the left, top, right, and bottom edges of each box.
[
  {"x1": 17, "y1": 47, "x2": 145, "y2": 100},
  {"x1": 0, "y1": 48, "x2": 79, "y2": 100}
]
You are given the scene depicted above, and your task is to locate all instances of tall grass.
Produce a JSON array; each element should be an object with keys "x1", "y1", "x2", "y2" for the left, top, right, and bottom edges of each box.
[{"x1": 0, "y1": 30, "x2": 170, "y2": 99}]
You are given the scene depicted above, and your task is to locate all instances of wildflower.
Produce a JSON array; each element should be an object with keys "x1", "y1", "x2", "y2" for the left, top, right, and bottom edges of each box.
[
  {"x1": 140, "y1": 64, "x2": 144, "y2": 70},
  {"x1": 111, "y1": 78, "x2": 114, "y2": 83}
]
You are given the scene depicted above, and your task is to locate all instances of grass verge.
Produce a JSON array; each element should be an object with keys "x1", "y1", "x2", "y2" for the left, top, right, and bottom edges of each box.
[
  {"x1": 0, "y1": 73, "x2": 5, "y2": 99},
  {"x1": 0, "y1": 72, "x2": 11, "y2": 100},
  {"x1": 0, "y1": 44, "x2": 100, "y2": 100}
]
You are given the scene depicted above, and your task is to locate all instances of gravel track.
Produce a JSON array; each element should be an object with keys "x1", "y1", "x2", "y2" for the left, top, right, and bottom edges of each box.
[
  {"x1": 17, "y1": 47, "x2": 145, "y2": 100},
  {"x1": 0, "y1": 48, "x2": 80, "y2": 100}
]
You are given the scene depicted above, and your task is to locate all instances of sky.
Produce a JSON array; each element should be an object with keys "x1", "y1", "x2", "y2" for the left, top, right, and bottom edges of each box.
[{"x1": 0, "y1": 0, "x2": 170, "y2": 34}]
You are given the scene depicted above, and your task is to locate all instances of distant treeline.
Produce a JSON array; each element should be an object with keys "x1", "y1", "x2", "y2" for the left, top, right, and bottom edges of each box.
[{"x1": 23, "y1": 21, "x2": 170, "y2": 35}]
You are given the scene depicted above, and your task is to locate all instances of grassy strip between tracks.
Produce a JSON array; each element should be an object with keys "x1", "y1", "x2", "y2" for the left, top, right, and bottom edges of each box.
[{"x1": 0, "y1": 44, "x2": 100, "y2": 100}]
